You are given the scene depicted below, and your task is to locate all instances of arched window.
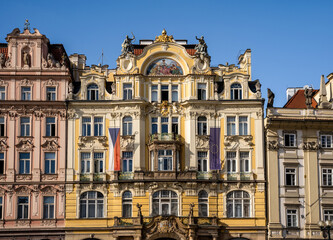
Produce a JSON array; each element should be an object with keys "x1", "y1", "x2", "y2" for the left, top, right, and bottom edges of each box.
[
  {"x1": 197, "y1": 116, "x2": 207, "y2": 135},
  {"x1": 198, "y1": 190, "x2": 208, "y2": 217},
  {"x1": 122, "y1": 116, "x2": 132, "y2": 136},
  {"x1": 122, "y1": 191, "x2": 132, "y2": 217},
  {"x1": 152, "y1": 190, "x2": 178, "y2": 216},
  {"x1": 227, "y1": 191, "x2": 250, "y2": 218},
  {"x1": 80, "y1": 191, "x2": 103, "y2": 218},
  {"x1": 231, "y1": 83, "x2": 242, "y2": 100},
  {"x1": 87, "y1": 84, "x2": 99, "y2": 100}
]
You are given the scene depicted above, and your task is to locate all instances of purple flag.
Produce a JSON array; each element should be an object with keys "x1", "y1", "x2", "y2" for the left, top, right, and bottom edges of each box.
[{"x1": 209, "y1": 128, "x2": 221, "y2": 170}]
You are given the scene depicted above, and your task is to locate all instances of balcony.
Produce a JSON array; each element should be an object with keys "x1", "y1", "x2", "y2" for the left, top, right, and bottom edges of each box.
[
  {"x1": 225, "y1": 172, "x2": 254, "y2": 181},
  {"x1": 119, "y1": 172, "x2": 134, "y2": 180},
  {"x1": 197, "y1": 171, "x2": 213, "y2": 180},
  {"x1": 149, "y1": 133, "x2": 180, "y2": 144}
]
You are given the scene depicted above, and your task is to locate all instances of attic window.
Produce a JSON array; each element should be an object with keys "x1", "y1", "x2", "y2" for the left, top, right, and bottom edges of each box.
[
  {"x1": 231, "y1": 83, "x2": 242, "y2": 100},
  {"x1": 87, "y1": 84, "x2": 99, "y2": 100}
]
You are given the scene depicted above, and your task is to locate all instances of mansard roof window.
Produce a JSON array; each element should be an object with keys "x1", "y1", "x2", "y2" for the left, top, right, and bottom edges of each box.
[
  {"x1": 87, "y1": 84, "x2": 99, "y2": 100},
  {"x1": 231, "y1": 83, "x2": 242, "y2": 100}
]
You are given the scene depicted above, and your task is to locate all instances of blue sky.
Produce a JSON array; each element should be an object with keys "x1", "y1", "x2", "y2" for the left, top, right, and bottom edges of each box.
[{"x1": 1, "y1": 0, "x2": 332, "y2": 107}]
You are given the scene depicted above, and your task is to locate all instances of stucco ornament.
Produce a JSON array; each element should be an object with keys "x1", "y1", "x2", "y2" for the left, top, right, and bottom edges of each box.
[
  {"x1": 154, "y1": 29, "x2": 175, "y2": 43},
  {"x1": 268, "y1": 140, "x2": 279, "y2": 150},
  {"x1": 303, "y1": 141, "x2": 319, "y2": 151}
]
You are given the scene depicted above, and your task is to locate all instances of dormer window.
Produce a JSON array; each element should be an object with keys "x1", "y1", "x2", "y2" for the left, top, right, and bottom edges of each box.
[
  {"x1": 87, "y1": 84, "x2": 99, "y2": 100},
  {"x1": 231, "y1": 83, "x2": 242, "y2": 100}
]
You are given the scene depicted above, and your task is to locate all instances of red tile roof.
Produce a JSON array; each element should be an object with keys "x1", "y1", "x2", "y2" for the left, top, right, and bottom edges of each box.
[
  {"x1": 134, "y1": 49, "x2": 143, "y2": 55},
  {"x1": 186, "y1": 49, "x2": 196, "y2": 56},
  {"x1": 0, "y1": 46, "x2": 8, "y2": 58},
  {"x1": 284, "y1": 89, "x2": 318, "y2": 109}
]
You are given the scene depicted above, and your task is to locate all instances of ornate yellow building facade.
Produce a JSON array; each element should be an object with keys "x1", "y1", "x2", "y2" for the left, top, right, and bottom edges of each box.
[{"x1": 65, "y1": 30, "x2": 266, "y2": 240}]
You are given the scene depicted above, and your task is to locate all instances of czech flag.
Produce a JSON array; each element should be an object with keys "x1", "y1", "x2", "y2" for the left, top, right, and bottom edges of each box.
[{"x1": 108, "y1": 128, "x2": 120, "y2": 171}]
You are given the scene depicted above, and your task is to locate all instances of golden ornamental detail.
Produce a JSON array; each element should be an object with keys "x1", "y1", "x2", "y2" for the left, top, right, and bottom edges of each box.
[
  {"x1": 154, "y1": 29, "x2": 175, "y2": 43},
  {"x1": 160, "y1": 101, "x2": 170, "y2": 116}
]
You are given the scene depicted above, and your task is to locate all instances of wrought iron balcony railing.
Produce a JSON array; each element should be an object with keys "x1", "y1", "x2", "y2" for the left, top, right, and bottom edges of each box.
[{"x1": 149, "y1": 133, "x2": 180, "y2": 143}]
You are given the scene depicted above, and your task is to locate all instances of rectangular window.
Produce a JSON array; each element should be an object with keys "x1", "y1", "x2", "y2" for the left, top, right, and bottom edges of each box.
[
  {"x1": 240, "y1": 152, "x2": 250, "y2": 172},
  {"x1": 122, "y1": 151, "x2": 133, "y2": 172},
  {"x1": 45, "y1": 152, "x2": 56, "y2": 174},
  {"x1": 123, "y1": 83, "x2": 132, "y2": 100},
  {"x1": 324, "y1": 209, "x2": 333, "y2": 221},
  {"x1": 322, "y1": 168, "x2": 333, "y2": 186},
  {"x1": 0, "y1": 87, "x2": 5, "y2": 100},
  {"x1": 227, "y1": 117, "x2": 236, "y2": 136},
  {"x1": 226, "y1": 152, "x2": 236, "y2": 173},
  {"x1": 161, "y1": 85, "x2": 169, "y2": 101},
  {"x1": 0, "y1": 152, "x2": 3, "y2": 174},
  {"x1": 161, "y1": 117, "x2": 169, "y2": 134},
  {"x1": 94, "y1": 152, "x2": 104, "y2": 173},
  {"x1": 198, "y1": 151, "x2": 208, "y2": 172},
  {"x1": 20, "y1": 117, "x2": 30, "y2": 136},
  {"x1": 17, "y1": 196, "x2": 29, "y2": 219},
  {"x1": 172, "y1": 117, "x2": 178, "y2": 134},
  {"x1": 46, "y1": 87, "x2": 56, "y2": 101},
  {"x1": 94, "y1": 117, "x2": 103, "y2": 136},
  {"x1": 81, "y1": 152, "x2": 91, "y2": 173},
  {"x1": 82, "y1": 117, "x2": 91, "y2": 136},
  {"x1": 158, "y1": 150, "x2": 173, "y2": 171},
  {"x1": 0, "y1": 117, "x2": 4, "y2": 137},
  {"x1": 321, "y1": 135, "x2": 332, "y2": 148},
  {"x1": 151, "y1": 117, "x2": 158, "y2": 134},
  {"x1": 284, "y1": 133, "x2": 296, "y2": 147},
  {"x1": 0, "y1": 197, "x2": 2, "y2": 219},
  {"x1": 21, "y1": 87, "x2": 31, "y2": 100},
  {"x1": 151, "y1": 85, "x2": 158, "y2": 102},
  {"x1": 285, "y1": 168, "x2": 296, "y2": 186},
  {"x1": 197, "y1": 83, "x2": 206, "y2": 100},
  {"x1": 46, "y1": 117, "x2": 56, "y2": 136},
  {"x1": 19, "y1": 152, "x2": 30, "y2": 174},
  {"x1": 172, "y1": 85, "x2": 178, "y2": 102},
  {"x1": 43, "y1": 196, "x2": 54, "y2": 219},
  {"x1": 286, "y1": 209, "x2": 298, "y2": 227},
  {"x1": 239, "y1": 116, "x2": 248, "y2": 135}
]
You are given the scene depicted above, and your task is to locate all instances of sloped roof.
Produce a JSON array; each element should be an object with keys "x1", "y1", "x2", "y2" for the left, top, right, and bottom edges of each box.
[
  {"x1": 284, "y1": 89, "x2": 318, "y2": 109},
  {"x1": 132, "y1": 44, "x2": 196, "y2": 56}
]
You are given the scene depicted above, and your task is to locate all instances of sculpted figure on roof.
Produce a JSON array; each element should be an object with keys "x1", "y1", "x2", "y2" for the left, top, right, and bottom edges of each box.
[
  {"x1": 267, "y1": 88, "x2": 275, "y2": 107},
  {"x1": 195, "y1": 36, "x2": 208, "y2": 55},
  {"x1": 121, "y1": 33, "x2": 135, "y2": 55},
  {"x1": 154, "y1": 29, "x2": 175, "y2": 43},
  {"x1": 304, "y1": 87, "x2": 313, "y2": 109}
]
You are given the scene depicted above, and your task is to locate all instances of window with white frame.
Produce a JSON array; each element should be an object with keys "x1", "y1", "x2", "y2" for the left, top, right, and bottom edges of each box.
[
  {"x1": 122, "y1": 116, "x2": 132, "y2": 136},
  {"x1": 324, "y1": 209, "x2": 333, "y2": 221},
  {"x1": 197, "y1": 83, "x2": 206, "y2": 100},
  {"x1": 123, "y1": 83, "x2": 132, "y2": 100},
  {"x1": 161, "y1": 85, "x2": 169, "y2": 101},
  {"x1": 94, "y1": 152, "x2": 104, "y2": 174},
  {"x1": 151, "y1": 117, "x2": 158, "y2": 134},
  {"x1": 45, "y1": 152, "x2": 55, "y2": 174},
  {"x1": 286, "y1": 209, "x2": 298, "y2": 227},
  {"x1": 284, "y1": 133, "x2": 296, "y2": 147},
  {"x1": 87, "y1": 84, "x2": 99, "y2": 100},
  {"x1": 17, "y1": 196, "x2": 29, "y2": 219},
  {"x1": 227, "y1": 191, "x2": 250, "y2": 218},
  {"x1": 321, "y1": 135, "x2": 332, "y2": 148},
  {"x1": 239, "y1": 116, "x2": 248, "y2": 135},
  {"x1": 285, "y1": 168, "x2": 297, "y2": 186},
  {"x1": 198, "y1": 190, "x2": 208, "y2": 217},
  {"x1": 122, "y1": 191, "x2": 132, "y2": 218},
  {"x1": 43, "y1": 196, "x2": 54, "y2": 219},
  {"x1": 158, "y1": 150, "x2": 173, "y2": 171},
  {"x1": 82, "y1": 117, "x2": 91, "y2": 136},
  {"x1": 0, "y1": 197, "x2": 2, "y2": 219},
  {"x1": 226, "y1": 152, "x2": 237, "y2": 173},
  {"x1": 81, "y1": 152, "x2": 91, "y2": 174},
  {"x1": 227, "y1": 117, "x2": 236, "y2": 136},
  {"x1": 46, "y1": 117, "x2": 56, "y2": 136},
  {"x1": 172, "y1": 85, "x2": 178, "y2": 102},
  {"x1": 0, "y1": 117, "x2": 4, "y2": 137},
  {"x1": 197, "y1": 116, "x2": 207, "y2": 135},
  {"x1": 21, "y1": 87, "x2": 31, "y2": 100},
  {"x1": 19, "y1": 152, "x2": 30, "y2": 174},
  {"x1": 172, "y1": 117, "x2": 178, "y2": 134},
  {"x1": 0, "y1": 152, "x2": 3, "y2": 174},
  {"x1": 198, "y1": 151, "x2": 208, "y2": 172},
  {"x1": 94, "y1": 117, "x2": 103, "y2": 136},
  {"x1": 80, "y1": 191, "x2": 103, "y2": 218},
  {"x1": 151, "y1": 85, "x2": 158, "y2": 102},
  {"x1": 240, "y1": 152, "x2": 250, "y2": 173},
  {"x1": 161, "y1": 117, "x2": 168, "y2": 134},
  {"x1": 20, "y1": 117, "x2": 30, "y2": 136},
  {"x1": 0, "y1": 87, "x2": 5, "y2": 100},
  {"x1": 46, "y1": 87, "x2": 56, "y2": 101},
  {"x1": 322, "y1": 168, "x2": 333, "y2": 186},
  {"x1": 152, "y1": 190, "x2": 178, "y2": 216},
  {"x1": 230, "y1": 83, "x2": 242, "y2": 100},
  {"x1": 122, "y1": 151, "x2": 133, "y2": 172}
]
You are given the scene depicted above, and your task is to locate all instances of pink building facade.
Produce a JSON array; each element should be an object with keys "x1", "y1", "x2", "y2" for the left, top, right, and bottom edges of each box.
[{"x1": 0, "y1": 25, "x2": 71, "y2": 239}]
